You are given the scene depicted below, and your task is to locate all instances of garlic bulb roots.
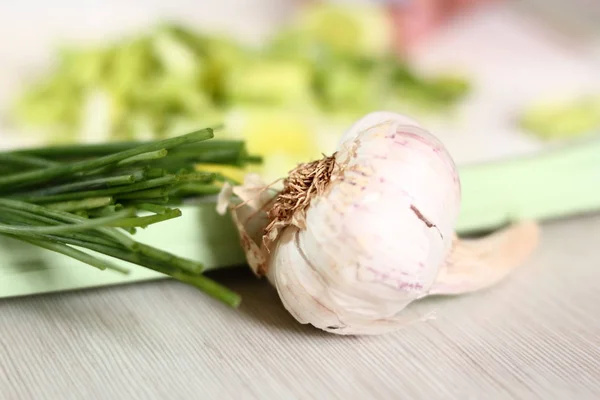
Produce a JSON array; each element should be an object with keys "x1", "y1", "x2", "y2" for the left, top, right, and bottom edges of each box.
[{"x1": 218, "y1": 111, "x2": 540, "y2": 335}]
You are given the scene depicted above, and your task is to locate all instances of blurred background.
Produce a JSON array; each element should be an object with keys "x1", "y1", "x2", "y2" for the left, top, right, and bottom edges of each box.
[{"x1": 0, "y1": 0, "x2": 599, "y2": 181}]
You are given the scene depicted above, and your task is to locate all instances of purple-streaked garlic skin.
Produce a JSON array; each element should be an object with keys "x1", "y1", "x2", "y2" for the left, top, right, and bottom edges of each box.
[
  {"x1": 267, "y1": 112, "x2": 462, "y2": 334},
  {"x1": 219, "y1": 111, "x2": 539, "y2": 335}
]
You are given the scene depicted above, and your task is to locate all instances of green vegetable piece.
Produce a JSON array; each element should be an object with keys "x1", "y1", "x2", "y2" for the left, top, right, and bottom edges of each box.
[
  {"x1": 58, "y1": 46, "x2": 113, "y2": 87},
  {"x1": 285, "y1": 3, "x2": 393, "y2": 59},
  {"x1": 46, "y1": 197, "x2": 114, "y2": 212},
  {"x1": 225, "y1": 59, "x2": 314, "y2": 106},
  {"x1": 318, "y1": 62, "x2": 384, "y2": 113},
  {"x1": 520, "y1": 96, "x2": 600, "y2": 140},
  {"x1": 152, "y1": 27, "x2": 201, "y2": 78}
]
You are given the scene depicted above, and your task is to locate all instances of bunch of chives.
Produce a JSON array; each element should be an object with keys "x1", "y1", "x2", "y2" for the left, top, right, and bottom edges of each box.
[{"x1": 0, "y1": 128, "x2": 260, "y2": 307}]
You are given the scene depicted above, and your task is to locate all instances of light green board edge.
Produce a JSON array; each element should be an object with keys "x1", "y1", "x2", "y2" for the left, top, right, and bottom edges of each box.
[{"x1": 2, "y1": 139, "x2": 599, "y2": 299}]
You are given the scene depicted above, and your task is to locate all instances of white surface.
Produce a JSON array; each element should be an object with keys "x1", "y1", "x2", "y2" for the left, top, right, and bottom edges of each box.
[{"x1": 410, "y1": 3, "x2": 600, "y2": 164}]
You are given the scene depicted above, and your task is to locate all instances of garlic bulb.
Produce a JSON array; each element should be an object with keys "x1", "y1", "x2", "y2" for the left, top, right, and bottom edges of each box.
[{"x1": 218, "y1": 111, "x2": 540, "y2": 335}]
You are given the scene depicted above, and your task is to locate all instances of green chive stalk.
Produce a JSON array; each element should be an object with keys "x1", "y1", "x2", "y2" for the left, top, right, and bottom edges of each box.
[{"x1": 0, "y1": 128, "x2": 260, "y2": 307}]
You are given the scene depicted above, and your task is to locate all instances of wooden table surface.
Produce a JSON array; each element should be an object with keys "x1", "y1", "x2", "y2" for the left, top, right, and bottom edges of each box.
[{"x1": 1, "y1": 213, "x2": 599, "y2": 399}]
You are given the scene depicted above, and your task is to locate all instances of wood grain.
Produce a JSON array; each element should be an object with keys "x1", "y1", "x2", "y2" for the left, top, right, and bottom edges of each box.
[{"x1": 0, "y1": 213, "x2": 599, "y2": 399}]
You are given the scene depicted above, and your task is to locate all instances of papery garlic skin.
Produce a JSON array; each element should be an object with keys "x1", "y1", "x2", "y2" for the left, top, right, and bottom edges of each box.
[
  {"x1": 266, "y1": 112, "x2": 461, "y2": 334},
  {"x1": 219, "y1": 111, "x2": 539, "y2": 335}
]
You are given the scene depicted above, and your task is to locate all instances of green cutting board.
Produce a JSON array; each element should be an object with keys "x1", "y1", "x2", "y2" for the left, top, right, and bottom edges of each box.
[{"x1": 2, "y1": 138, "x2": 599, "y2": 299}]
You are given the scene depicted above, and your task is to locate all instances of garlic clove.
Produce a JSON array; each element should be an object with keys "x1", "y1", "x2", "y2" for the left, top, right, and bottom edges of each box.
[
  {"x1": 267, "y1": 225, "x2": 439, "y2": 335},
  {"x1": 428, "y1": 221, "x2": 541, "y2": 296},
  {"x1": 265, "y1": 226, "x2": 343, "y2": 328}
]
